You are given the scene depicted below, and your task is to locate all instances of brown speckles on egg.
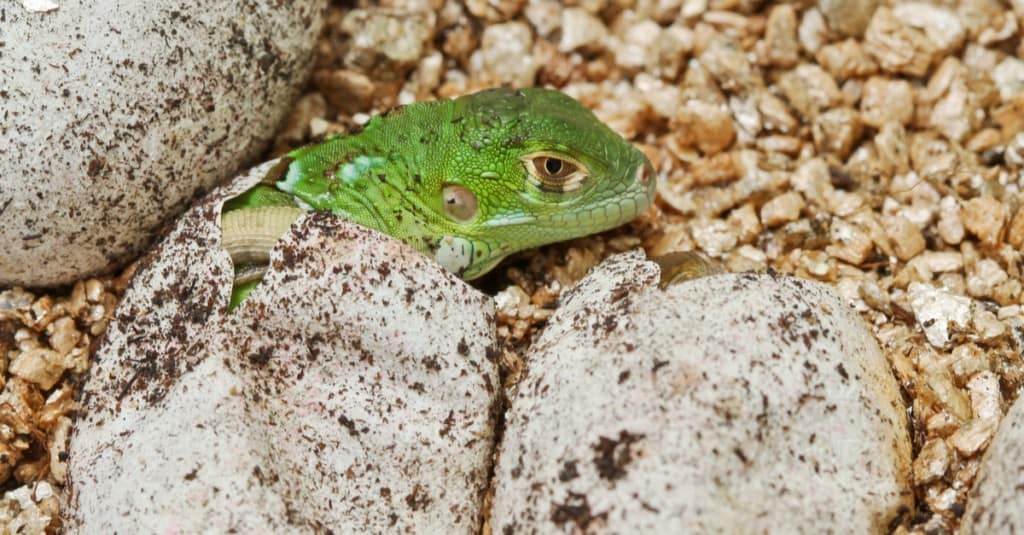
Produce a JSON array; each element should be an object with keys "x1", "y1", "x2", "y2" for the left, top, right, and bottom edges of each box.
[
  {"x1": 67, "y1": 161, "x2": 499, "y2": 533},
  {"x1": 489, "y1": 252, "x2": 912, "y2": 532},
  {"x1": 0, "y1": 1, "x2": 324, "y2": 287}
]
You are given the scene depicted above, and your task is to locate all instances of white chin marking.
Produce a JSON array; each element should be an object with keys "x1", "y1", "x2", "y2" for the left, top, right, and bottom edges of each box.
[{"x1": 434, "y1": 235, "x2": 474, "y2": 275}]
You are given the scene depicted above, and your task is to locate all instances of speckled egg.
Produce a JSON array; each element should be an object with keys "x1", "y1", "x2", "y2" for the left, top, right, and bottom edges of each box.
[
  {"x1": 67, "y1": 160, "x2": 498, "y2": 532},
  {"x1": 0, "y1": 0, "x2": 325, "y2": 286},
  {"x1": 491, "y1": 253, "x2": 913, "y2": 532}
]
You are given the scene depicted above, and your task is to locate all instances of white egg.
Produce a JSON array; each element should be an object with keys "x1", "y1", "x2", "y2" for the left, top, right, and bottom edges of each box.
[{"x1": 0, "y1": 0, "x2": 325, "y2": 286}]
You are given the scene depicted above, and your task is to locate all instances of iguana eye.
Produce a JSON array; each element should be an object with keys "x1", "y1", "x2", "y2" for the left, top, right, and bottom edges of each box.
[
  {"x1": 442, "y1": 184, "x2": 478, "y2": 222},
  {"x1": 523, "y1": 153, "x2": 589, "y2": 193}
]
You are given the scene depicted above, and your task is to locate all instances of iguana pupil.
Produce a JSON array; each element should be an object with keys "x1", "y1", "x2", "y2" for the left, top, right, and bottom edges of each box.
[{"x1": 544, "y1": 158, "x2": 563, "y2": 176}]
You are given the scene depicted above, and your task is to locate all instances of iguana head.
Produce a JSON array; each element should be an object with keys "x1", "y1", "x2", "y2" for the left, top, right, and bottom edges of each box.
[
  {"x1": 275, "y1": 87, "x2": 656, "y2": 280},
  {"x1": 419, "y1": 87, "x2": 656, "y2": 279}
]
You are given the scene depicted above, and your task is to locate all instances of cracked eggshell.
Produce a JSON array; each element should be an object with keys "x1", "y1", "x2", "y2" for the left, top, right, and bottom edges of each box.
[
  {"x1": 0, "y1": 1, "x2": 325, "y2": 287},
  {"x1": 65, "y1": 161, "x2": 499, "y2": 533},
  {"x1": 490, "y1": 252, "x2": 912, "y2": 533},
  {"x1": 961, "y1": 397, "x2": 1024, "y2": 534}
]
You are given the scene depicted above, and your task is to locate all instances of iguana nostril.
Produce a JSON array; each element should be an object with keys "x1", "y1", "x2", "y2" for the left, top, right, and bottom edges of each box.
[{"x1": 442, "y1": 184, "x2": 479, "y2": 222}]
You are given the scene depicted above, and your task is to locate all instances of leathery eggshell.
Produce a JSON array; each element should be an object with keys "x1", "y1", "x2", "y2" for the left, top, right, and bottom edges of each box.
[
  {"x1": 490, "y1": 253, "x2": 913, "y2": 532},
  {"x1": 65, "y1": 160, "x2": 499, "y2": 533},
  {"x1": 0, "y1": 1, "x2": 325, "y2": 286}
]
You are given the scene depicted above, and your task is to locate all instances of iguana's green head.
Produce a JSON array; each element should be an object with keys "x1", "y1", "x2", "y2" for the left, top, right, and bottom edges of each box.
[
  {"x1": 418, "y1": 87, "x2": 656, "y2": 278},
  {"x1": 279, "y1": 87, "x2": 656, "y2": 280}
]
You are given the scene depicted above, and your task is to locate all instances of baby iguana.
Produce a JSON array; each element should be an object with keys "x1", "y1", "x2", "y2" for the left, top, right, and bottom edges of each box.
[{"x1": 221, "y1": 88, "x2": 656, "y2": 310}]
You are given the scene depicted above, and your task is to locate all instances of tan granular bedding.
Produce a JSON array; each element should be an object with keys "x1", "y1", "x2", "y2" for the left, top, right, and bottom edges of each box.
[{"x1": 2, "y1": 1, "x2": 1023, "y2": 532}]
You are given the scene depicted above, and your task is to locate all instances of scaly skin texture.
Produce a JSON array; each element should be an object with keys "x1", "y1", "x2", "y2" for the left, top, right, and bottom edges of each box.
[{"x1": 223, "y1": 88, "x2": 655, "y2": 308}]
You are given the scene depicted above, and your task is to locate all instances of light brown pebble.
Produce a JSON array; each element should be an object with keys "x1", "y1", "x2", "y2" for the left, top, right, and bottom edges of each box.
[
  {"x1": 440, "y1": 24, "x2": 477, "y2": 65},
  {"x1": 948, "y1": 417, "x2": 999, "y2": 457},
  {"x1": 1008, "y1": 132, "x2": 1024, "y2": 169},
  {"x1": 826, "y1": 190, "x2": 864, "y2": 217},
  {"x1": 993, "y1": 278, "x2": 1023, "y2": 306},
  {"x1": 47, "y1": 416, "x2": 73, "y2": 484},
  {"x1": 816, "y1": 40, "x2": 878, "y2": 80},
  {"x1": 850, "y1": 222, "x2": 892, "y2": 268},
  {"x1": 797, "y1": 8, "x2": 828, "y2": 54},
  {"x1": 965, "y1": 128, "x2": 1003, "y2": 153},
  {"x1": 471, "y1": 22, "x2": 537, "y2": 87},
  {"x1": 763, "y1": 4, "x2": 799, "y2": 68},
  {"x1": 950, "y1": 344, "x2": 989, "y2": 380},
  {"x1": 697, "y1": 35, "x2": 759, "y2": 94},
  {"x1": 891, "y1": 2, "x2": 965, "y2": 58},
  {"x1": 46, "y1": 317, "x2": 81, "y2": 357},
  {"x1": 756, "y1": 135, "x2": 803, "y2": 155},
  {"x1": 926, "y1": 412, "x2": 958, "y2": 437},
  {"x1": 558, "y1": 7, "x2": 607, "y2": 53},
  {"x1": 797, "y1": 249, "x2": 836, "y2": 279},
  {"x1": 611, "y1": 18, "x2": 665, "y2": 73},
  {"x1": 465, "y1": 0, "x2": 525, "y2": 22},
  {"x1": 839, "y1": 78, "x2": 863, "y2": 107},
  {"x1": 341, "y1": 8, "x2": 436, "y2": 80},
  {"x1": 922, "y1": 58, "x2": 974, "y2": 142},
  {"x1": 29, "y1": 297, "x2": 55, "y2": 331},
  {"x1": 913, "y1": 439, "x2": 950, "y2": 484},
  {"x1": 14, "y1": 328, "x2": 39, "y2": 353},
  {"x1": 966, "y1": 259, "x2": 1009, "y2": 300},
  {"x1": 66, "y1": 282, "x2": 88, "y2": 318},
  {"x1": 993, "y1": 56, "x2": 1024, "y2": 100},
  {"x1": 961, "y1": 196, "x2": 1006, "y2": 247},
  {"x1": 523, "y1": 0, "x2": 561, "y2": 37},
  {"x1": 1006, "y1": 204, "x2": 1024, "y2": 248},
  {"x1": 969, "y1": 371, "x2": 1003, "y2": 421},
  {"x1": 857, "y1": 278, "x2": 890, "y2": 312},
  {"x1": 911, "y1": 251, "x2": 963, "y2": 275},
  {"x1": 938, "y1": 273, "x2": 967, "y2": 296},
  {"x1": 314, "y1": 69, "x2": 379, "y2": 115},
  {"x1": 919, "y1": 346, "x2": 973, "y2": 420},
  {"x1": 690, "y1": 218, "x2": 738, "y2": 256},
  {"x1": 910, "y1": 135, "x2": 959, "y2": 180},
  {"x1": 756, "y1": 91, "x2": 798, "y2": 134},
  {"x1": 85, "y1": 304, "x2": 106, "y2": 324},
  {"x1": 908, "y1": 282, "x2": 972, "y2": 349},
  {"x1": 937, "y1": 196, "x2": 966, "y2": 245},
  {"x1": 883, "y1": 215, "x2": 926, "y2": 261},
  {"x1": 874, "y1": 121, "x2": 911, "y2": 175},
  {"x1": 727, "y1": 203, "x2": 762, "y2": 244},
  {"x1": 688, "y1": 152, "x2": 740, "y2": 187},
  {"x1": 923, "y1": 486, "x2": 960, "y2": 518},
  {"x1": 860, "y1": 77, "x2": 914, "y2": 127},
  {"x1": 818, "y1": 0, "x2": 879, "y2": 37},
  {"x1": 864, "y1": 7, "x2": 938, "y2": 77},
  {"x1": 760, "y1": 192, "x2": 805, "y2": 228},
  {"x1": 828, "y1": 218, "x2": 874, "y2": 266},
  {"x1": 672, "y1": 100, "x2": 736, "y2": 155},
  {"x1": 778, "y1": 64, "x2": 842, "y2": 118},
  {"x1": 812, "y1": 107, "x2": 863, "y2": 159},
  {"x1": 972, "y1": 309, "x2": 1006, "y2": 342},
  {"x1": 8, "y1": 349, "x2": 65, "y2": 391}
]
